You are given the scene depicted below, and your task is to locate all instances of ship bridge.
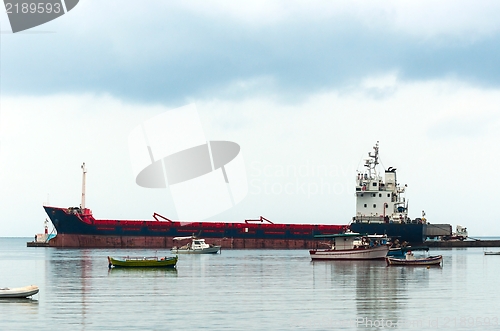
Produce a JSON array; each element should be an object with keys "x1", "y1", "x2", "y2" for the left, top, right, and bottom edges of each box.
[{"x1": 353, "y1": 142, "x2": 412, "y2": 224}]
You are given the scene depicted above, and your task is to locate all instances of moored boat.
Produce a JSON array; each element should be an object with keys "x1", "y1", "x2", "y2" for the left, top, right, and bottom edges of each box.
[
  {"x1": 0, "y1": 285, "x2": 39, "y2": 298},
  {"x1": 107, "y1": 255, "x2": 178, "y2": 268},
  {"x1": 171, "y1": 236, "x2": 221, "y2": 254},
  {"x1": 385, "y1": 252, "x2": 442, "y2": 266},
  {"x1": 309, "y1": 233, "x2": 389, "y2": 260},
  {"x1": 387, "y1": 246, "x2": 429, "y2": 258},
  {"x1": 484, "y1": 251, "x2": 500, "y2": 255}
]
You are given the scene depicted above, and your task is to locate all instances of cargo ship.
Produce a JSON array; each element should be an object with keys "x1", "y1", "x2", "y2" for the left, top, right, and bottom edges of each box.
[
  {"x1": 43, "y1": 143, "x2": 445, "y2": 248},
  {"x1": 43, "y1": 165, "x2": 347, "y2": 248},
  {"x1": 43, "y1": 205, "x2": 348, "y2": 248}
]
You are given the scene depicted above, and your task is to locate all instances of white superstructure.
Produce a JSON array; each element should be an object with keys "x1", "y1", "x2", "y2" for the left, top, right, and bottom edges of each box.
[{"x1": 353, "y1": 142, "x2": 423, "y2": 224}]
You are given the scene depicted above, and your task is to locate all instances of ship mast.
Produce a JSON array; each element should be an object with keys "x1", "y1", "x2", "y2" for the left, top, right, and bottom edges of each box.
[
  {"x1": 81, "y1": 162, "x2": 87, "y2": 209},
  {"x1": 365, "y1": 141, "x2": 379, "y2": 179}
]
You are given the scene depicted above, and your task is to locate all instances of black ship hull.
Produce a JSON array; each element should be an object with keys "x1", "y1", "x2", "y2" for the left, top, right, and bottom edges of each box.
[
  {"x1": 349, "y1": 222, "x2": 426, "y2": 244},
  {"x1": 43, "y1": 206, "x2": 348, "y2": 248}
]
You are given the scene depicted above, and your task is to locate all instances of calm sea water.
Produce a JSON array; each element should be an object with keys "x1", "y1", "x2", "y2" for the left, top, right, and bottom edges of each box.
[{"x1": 1, "y1": 237, "x2": 500, "y2": 330}]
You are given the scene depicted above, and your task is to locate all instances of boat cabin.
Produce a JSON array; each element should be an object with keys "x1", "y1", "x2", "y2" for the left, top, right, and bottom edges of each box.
[
  {"x1": 173, "y1": 236, "x2": 214, "y2": 251},
  {"x1": 316, "y1": 233, "x2": 388, "y2": 250},
  {"x1": 191, "y1": 239, "x2": 210, "y2": 250}
]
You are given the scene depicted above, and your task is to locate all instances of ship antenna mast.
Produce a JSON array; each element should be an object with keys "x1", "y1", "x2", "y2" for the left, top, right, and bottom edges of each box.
[
  {"x1": 367, "y1": 141, "x2": 379, "y2": 178},
  {"x1": 81, "y1": 162, "x2": 87, "y2": 209}
]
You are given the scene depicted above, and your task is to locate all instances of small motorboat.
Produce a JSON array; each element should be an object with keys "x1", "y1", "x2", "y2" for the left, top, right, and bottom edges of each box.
[
  {"x1": 107, "y1": 255, "x2": 178, "y2": 268},
  {"x1": 0, "y1": 285, "x2": 39, "y2": 298},
  {"x1": 171, "y1": 236, "x2": 221, "y2": 254},
  {"x1": 386, "y1": 251, "x2": 442, "y2": 266},
  {"x1": 484, "y1": 251, "x2": 500, "y2": 255}
]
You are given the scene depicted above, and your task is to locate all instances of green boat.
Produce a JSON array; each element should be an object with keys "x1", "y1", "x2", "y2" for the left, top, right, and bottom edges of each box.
[{"x1": 107, "y1": 255, "x2": 178, "y2": 268}]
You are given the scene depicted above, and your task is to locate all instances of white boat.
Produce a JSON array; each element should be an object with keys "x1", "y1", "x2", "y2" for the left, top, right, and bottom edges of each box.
[
  {"x1": 309, "y1": 233, "x2": 389, "y2": 260},
  {"x1": 0, "y1": 285, "x2": 39, "y2": 298},
  {"x1": 171, "y1": 236, "x2": 221, "y2": 254},
  {"x1": 386, "y1": 251, "x2": 442, "y2": 266}
]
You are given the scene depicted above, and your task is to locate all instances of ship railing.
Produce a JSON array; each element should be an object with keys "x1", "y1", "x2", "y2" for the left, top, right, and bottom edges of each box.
[
  {"x1": 67, "y1": 206, "x2": 82, "y2": 214},
  {"x1": 355, "y1": 185, "x2": 387, "y2": 192},
  {"x1": 354, "y1": 217, "x2": 420, "y2": 225},
  {"x1": 354, "y1": 215, "x2": 424, "y2": 224},
  {"x1": 353, "y1": 216, "x2": 387, "y2": 224}
]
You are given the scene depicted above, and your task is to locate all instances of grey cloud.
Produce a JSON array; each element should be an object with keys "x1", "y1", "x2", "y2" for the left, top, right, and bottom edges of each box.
[{"x1": 2, "y1": 7, "x2": 500, "y2": 104}]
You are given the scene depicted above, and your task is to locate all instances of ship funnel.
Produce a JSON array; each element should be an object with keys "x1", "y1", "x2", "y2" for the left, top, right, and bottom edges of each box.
[{"x1": 385, "y1": 170, "x2": 396, "y2": 189}]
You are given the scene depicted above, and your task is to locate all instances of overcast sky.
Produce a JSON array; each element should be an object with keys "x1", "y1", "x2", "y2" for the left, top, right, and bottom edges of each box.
[{"x1": 1, "y1": 1, "x2": 500, "y2": 236}]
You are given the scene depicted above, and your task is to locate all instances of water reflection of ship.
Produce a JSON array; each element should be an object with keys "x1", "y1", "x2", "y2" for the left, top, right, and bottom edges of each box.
[
  {"x1": 46, "y1": 249, "x2": 92, "y2": 328},
  {"x1": 311, "y1": 260, "x2": 433, "y2": 324},
  {"x1": 355, "y1": 263, "x2": 438, "y2": 325}
]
